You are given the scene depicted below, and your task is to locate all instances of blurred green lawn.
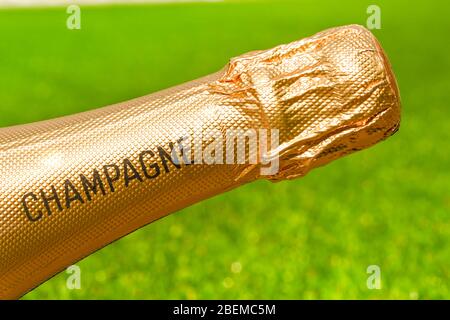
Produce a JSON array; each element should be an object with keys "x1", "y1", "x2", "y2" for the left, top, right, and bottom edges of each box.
[{"x1": 0, "y1": 0, "x2": 449, "y2": 299}]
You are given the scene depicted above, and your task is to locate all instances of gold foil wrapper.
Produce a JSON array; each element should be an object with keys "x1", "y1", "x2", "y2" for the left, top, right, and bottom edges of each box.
[{"x1": 0, "y1": 25, "x2": 400, "y2": 299}]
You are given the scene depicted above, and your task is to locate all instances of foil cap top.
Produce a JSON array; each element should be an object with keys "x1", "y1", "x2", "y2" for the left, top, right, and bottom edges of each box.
[{"x1": 213, "y1": 25, "x2": 401, "y2": 181}]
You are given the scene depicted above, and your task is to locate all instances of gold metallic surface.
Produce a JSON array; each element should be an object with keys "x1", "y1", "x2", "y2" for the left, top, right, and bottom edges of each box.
[{"x1": 0, "y1": 25, "x2": 400, "y2": 299}]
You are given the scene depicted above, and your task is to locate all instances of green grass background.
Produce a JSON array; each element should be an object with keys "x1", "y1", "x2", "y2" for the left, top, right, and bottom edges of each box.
[{"x1": 0, "y1": 0, "x2": 449, "y2": 299}]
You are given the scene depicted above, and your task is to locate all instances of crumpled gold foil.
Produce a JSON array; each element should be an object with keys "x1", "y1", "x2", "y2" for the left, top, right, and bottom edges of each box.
[{"x1": 0, "y1": 25, "x2": 400, "y2": 299}]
